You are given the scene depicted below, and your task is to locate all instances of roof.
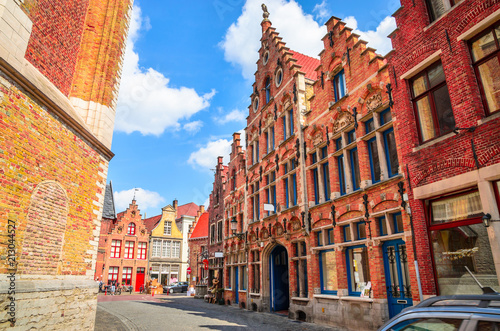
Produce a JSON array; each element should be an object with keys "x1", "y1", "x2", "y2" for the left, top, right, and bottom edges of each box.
[
  {"x1": 289, "y1": 50, "x2": 320, "y2": 81},
  {"x1": 144, "y1": 215, "x2": 162, "y2": 233},
  {"x1": 102, "y1": 181, "x2": 116, "y2": 219},
  {"x1": 190, "y1": 212, "x2": 209, "y2": 239},
  {"x1": 176, "y1": 202, "x2": 199, "y2": 219}
]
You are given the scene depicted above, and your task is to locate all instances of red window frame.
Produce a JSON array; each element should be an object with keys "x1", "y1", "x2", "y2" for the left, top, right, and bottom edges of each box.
[
  {"x1": 137, "y1": 242, "x2": 147, "y2": 260},
  {"x1": 494, "y1": 181, "x2": 500, "y2": 212},
  {"x1": 469, "y1": 21, "x2": 500, "y2": 116},
  {"x1": 124, "y1": 241, "x2": 135, "y2": 259},
  {"x1": 122, "y1": 267, "x2": 132, "y2": 285},
  {"x1": 111, "y1": 240, "x2": 121, "y2": 258},
  {"x1": 127, "y1": 222, "x2": 136, "y2": 235},
  {"x1": 426, "y1": 188, "x2": 483, "y2": 295},
  {"x1": 109, "y1": 267, "x2": 119, "y2": 283}
]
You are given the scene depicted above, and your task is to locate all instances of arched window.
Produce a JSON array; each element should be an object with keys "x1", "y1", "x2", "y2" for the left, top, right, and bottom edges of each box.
[
  {"x1": 265, "y1": 77, "x2": 271, "y2": 104},
  {"x1": 127, "y1": 222, "x2": 136, "y2": 235}
]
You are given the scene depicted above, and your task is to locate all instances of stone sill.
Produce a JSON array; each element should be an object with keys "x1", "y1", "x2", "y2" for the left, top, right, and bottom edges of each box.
[
  {"x1": 238, "y1": 290, "x2": 247, "y2": 293},
  {"x1": 412, "y1": 132, "x2": 455, "y2": 152},
  {"x1": 278, "y1": 134, "x2": 296, "y2": 149},
  {"x1": 478, "y1": 111, "x2": 500, "y2": 126},
  {"x1": 340, "y1": 296, "x2": 374, "y2": 303},
  {"x1": 291, "y1": 296, "x2": 310, "y2": 302},
  {"x1": 313, "y1": 294, "x2": 340, "y2": 300},
  {"x1": 250, "y1": 293, "x2": 261, "y2": 297}
]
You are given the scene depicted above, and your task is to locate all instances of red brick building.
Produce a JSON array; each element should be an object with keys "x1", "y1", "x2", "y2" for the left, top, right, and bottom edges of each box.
[
  {"x1": 208, "y1": 157, "x2": 228, "y2": 290},
  {"x1": 96, "y1": 196, "x2": 149, "y2": 292},
  {"x1": 388, "y1": 0, "x2": 500, "y2": 299}
]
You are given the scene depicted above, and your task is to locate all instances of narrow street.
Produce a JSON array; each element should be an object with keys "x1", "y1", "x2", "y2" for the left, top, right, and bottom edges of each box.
[{"x1": 95, "y1": 294, "x2": 344, "y2": 331}]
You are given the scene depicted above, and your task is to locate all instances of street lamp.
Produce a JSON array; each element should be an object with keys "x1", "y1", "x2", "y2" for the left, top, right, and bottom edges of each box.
[
  {"x1": 231, "y1": 218, "x2": 245, "y2": 240},
  {"x1": 482, "y1": 213, "x2": 500, "y2": 227}
]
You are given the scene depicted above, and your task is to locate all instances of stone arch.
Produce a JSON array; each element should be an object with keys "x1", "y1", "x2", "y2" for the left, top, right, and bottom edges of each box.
[
  {"x1": 19, "y1": 180, "x2": 69, "y2": 275},
  {"x1": 261, "y1": 240, "x2": 290, "y2": 312}
]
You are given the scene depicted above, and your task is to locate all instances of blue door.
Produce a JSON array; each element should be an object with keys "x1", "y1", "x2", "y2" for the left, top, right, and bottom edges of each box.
[
  {"x1": 234, "y1": 267, "x2": 239, "y2": 304},
  {"x1": 270, "y1": 245, "x2": 289, "y2": 311},
  {"x1": 383, "y1": 240, "x2": 413, "y2": 318}
]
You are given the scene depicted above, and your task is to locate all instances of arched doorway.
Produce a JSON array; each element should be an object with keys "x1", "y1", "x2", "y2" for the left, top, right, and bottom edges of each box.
[{"x1": 269, "y1": 245, "x2": 289, "y2": 312}]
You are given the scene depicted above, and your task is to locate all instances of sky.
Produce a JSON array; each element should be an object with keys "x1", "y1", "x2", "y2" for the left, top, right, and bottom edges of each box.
[{"x1": 109, "y1": 0, "x2": 400, "y2": 217}]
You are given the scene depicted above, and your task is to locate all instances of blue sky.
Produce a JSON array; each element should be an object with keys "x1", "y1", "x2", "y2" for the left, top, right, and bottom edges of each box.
[{"x1": 109, "y1": 0, "x2": 399, "y2": 217}]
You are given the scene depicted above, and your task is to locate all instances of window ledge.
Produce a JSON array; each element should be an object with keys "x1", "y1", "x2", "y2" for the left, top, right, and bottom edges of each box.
[
  {"x1": 263, "y1": 214, "x2": 277, "y2": 221},
  {"x1": 340, "y1": 296, "x2": 374, "y2": 303},
  {"x1": 279, "y1": 134, "x2": 296, "y2": 148},
  {"x1": 279, "y1": 205, "x2": 300, "y2": 214},
  {"x1": 314, "y1": 294, "x2": 340, "y2": 300},
  {"x1": 250, "y1": 293, "x2": 261, "y2": 297},
  {"x1": 423, "y1": 2, "x2": 463, "y2": 32},
  {"x1": 363, "y1": 174, "x2": 403, "y2": 191},
  {"x1": 291, "y1": 296, "x2": 310, "y2": 302},
  {"x1": 224, "y1": 288, "x2": 232, "y2": 291},
  {"x1": 478, "y1": 111, "x2": 500, "y2": 126},
  {"x1": 239, "y1": 290, "x2": 247, "y2": 293},
  {"x1": 309, "y1": 200, "x2": 332, "y2": 211},
  {"x1": 328, "y1": 94, "x2": 349, "y2": 110},
  {"x1": 262, "y1": 149, "x2": 275, "y2": 161},
  {"x1": 248, "y1": 162, "x2": 259, "y2": 172},
  {"x1": 412, "y1": 131, "x2": 455, "y2": 152}
]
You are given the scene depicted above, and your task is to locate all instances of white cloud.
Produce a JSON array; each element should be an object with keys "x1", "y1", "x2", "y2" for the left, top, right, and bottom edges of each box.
[
  {"x1": 188, "y1": 129, "x2": 245, "y2": 170},
  {"x1": 313, "y1": 0, "x2": 330, "y2": 22},
  {"x1": 220, "y1": 0, "x2": 326, "y2": 80},
  {"x1": 114, "y1": 188, "x2": 166, "y2": 213},
  {"x1": 214, "y1": 109, "x2": 247, "y2": 124},
  {"x1": 115, "y1": 5, "x2": 215, "y2": 136},
  {"x1": 183, "y1": 120, "x2": 203, "y2": 134},
  {"x1": 343, "y1": 15, "x2": 396, "y2": 56}
]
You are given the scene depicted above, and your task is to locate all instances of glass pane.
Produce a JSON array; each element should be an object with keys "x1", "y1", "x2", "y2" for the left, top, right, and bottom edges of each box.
[
  {"x1": 394, "y1": 213, "x2": 404, "y2": 233},
  {"x1": 349, "y1": 247, "x2": 370, "y2": 293},
  {"x1": 387, "y1": 246, "x2": 400, "y2": 297},
  {"x1": 477, "y1": 57, "x2": 500, "y2": 114},
  {"x1": 477, "y1": 321, "x2": 500, "y2": 331},
  {"x1": 338, "y1": 157, "x2": 346, "y2": 194},
  {"x1": 321, "y1": 250, "x2": 338, "y2": 292},
  {"x1": 369, "y1": 139, "x2": 381, "y2": 182},
  {"x1": 351, "y1": 149, "x2": 361, "y2": 190},
  {"x1": 358, "y1": 222, "x2": 366, "y2": 239},
  {"x1": 433, "y1": 85, "x2": 455, "y2": 135},
  {"x1": 431, "y1": 223, "x2": 500, "y2": 295},
  {"x1": 471, "y1": 31, "x2": 497, "y2": 62},
  {"x1": 431, "y1": 191, "x2": 483, "y2": 224},
  {"x1": 344, "y1": 226, "x2": 351, "y2": 242},
  {"x1": 365, "y1": 119, "x2": 375, "y2": 134},
  {"x1": 381, "y1": 109, "x2": 392, "y2": 124},
  {"x1": 385, "y1": 130, "x2": 399, "y2": 176},
  {"x1": 428, "y1": 62, "x2": 446, "y2": 88},
  {"x1": 416, "y1": 96, "x2": 436, "y2": 141},
  {"x1": 398, "y1": 244, "x2": 411, "y2": 298},
  {"x1": 379, "y1": 217, "x2": 388, "y2": 236},
  {"x1": 390, "y1": 318, "x2": 463, "y2": 331},
  {"x1": 412, "y1": 74, "x2": 428, "y2": 97},
  {"x1": 428, "y1": 0, "x2": 448, "y2": 21}
]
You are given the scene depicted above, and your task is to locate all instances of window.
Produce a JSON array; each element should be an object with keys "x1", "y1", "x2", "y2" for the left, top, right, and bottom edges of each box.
[
  {"x1": 275, "y1": 68, "x2": 283, "y2": 87},
  {"x1": 357, "y1": 221, "x2": 367, "y2": 240},
  {"x1": 365, "y1": 118, "x2": 375, "y2": 134},
  {"x1": 124, "y1": 241, "x2": 134, "y2": 259},
  {"x1": 217, "y1": 221, "x2": 223, "y2": 242},
  {"x1": 240, "y1": 265, "x2": 246, "y2": 290},
  {"x1": 428, "y1": 190, "x2": 500, "y2": 294},
  {"x1": 266, "y1": 171, "x2": 276, "y2": 216},
  {"x1": 294, "y1": 241, "x2": 308, "y2": 297},
  {"x1": 111, "y1": 240, "x2": 121, "y2": 258},
  {"x1": 265, "y1": 77, "x2": 271, "y2": 104},
  {"x1": 137, "y1": 242, "x2": 147, "y2": 259},
  {"x1": 319, "y1": 249, "x2": 338, "y2": 294},
  {"x1": 164, "y1": 221, "x2": 172, "y2": 235},
  {"x1": 390, "y1": 317, "x2": 464, "y2": 331},
  {"x1": 338, "y1": 155, "x2": 346, "y2": 195},
  {"x1": 383, "y1": 128, "x2": 399, "y2": 177},
  {"x1": 253, "y1": 97, "x2": 259, "y2": 113},
  {"x1": 392, "y1": 212, "x2": 404, "y2": 233},
  {"x1": 333, "y1": 70, "x2": 346, "y2": 102},
  {"x1": 265, "y1": 126, "x2": 275, "y2": 154},
  {"x1": 379, "y1": 108, "x2": 392, "y2": 126},
  {"x1": 162, "y1": 240, "x2": 171, "y2": 258},
  {"x1": 263, "y1": 51, "x2": 269, "y2": 65},
  {"x1": 210, "y1": 224, "x2": 215, "y2": 244},
  {"x1": 231, "y1": 169, "x2": 236, "y2": 191},
  {"x1": 327, "y1": 228, "x2": 334, "y2": 245},
  {"x1": 343, "y1": 225, "x2": 351, "y2": 242},
  {"x1": 367, "y1": 137, "x2": 381, "y2": 183},
  {"x1": 283, "y1": 160, "x2": 297, "y2": 208},
  {"x1": 350, "y1": 147, "x2": 361, "y2": 191},
  {"x1": 346, "y1": 246, "x2": 370, "y2": 296},
  {"x1": 378, "y1": 216, "x2": 388, "y2": 236},
  {"x1": 411, "y1": 61, "x2": 455, "y2": 143},
  {"x1": 283, "y1": 107, "x2": 294, "y2": 140},
  {"x1": 108, "y1": 267, "x2": 119, "y2": 283},
  {"x1": 251, "y1": 182, "x2": 260, "y2": 221},
  {"x1": 127, "y1": 223, "x2": 136, "y2": 235},
  {"x1": 152, "y1": 239, "x2": 161, "y2": 257},
  {"x1": 426, "y1": 0, "x2": 461, "y2": 23},
  {"x1": 335, "y1": 137, "x2": 342, "y2": 151},
  {"x1": 172, "y1": 241, "x2": 180, "y2": 258},
  {"x1": 311, "y1": 146, "x2": 331, "y2": 205},
  {"x1": 122, "y1": 267, "x2": 132, "y2": 285},
  {"x1": 316, "y1": 231, "x2": 323, "y2": 246},
  {"x1": 250, "y1": 140, "x2": 259, "y2": 165},
  {"x1": 469, "y1": 22, "x2": 500, "y2": 115},
  {"x1": 347, "y1": 129, "x2": 356, "y2": 144}
]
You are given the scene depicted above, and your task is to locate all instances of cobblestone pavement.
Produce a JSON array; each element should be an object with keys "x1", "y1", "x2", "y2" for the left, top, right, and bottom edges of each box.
[{"x1": 95, "y1": 294, "x2": 346, "y2": 330}]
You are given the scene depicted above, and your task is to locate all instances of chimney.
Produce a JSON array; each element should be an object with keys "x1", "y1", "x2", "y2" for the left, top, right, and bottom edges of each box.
[
  {"x1": 173, "y1": 199, "x2": 178, "y2": 210},
  {"x1": 217, "y1": 156, "x2": 223, "y2": 166},
  {"x1": 200, "y1": 205, "x2": 205, "y2": 214}
]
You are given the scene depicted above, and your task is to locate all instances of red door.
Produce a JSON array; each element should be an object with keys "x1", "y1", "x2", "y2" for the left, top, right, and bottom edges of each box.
[{"x1": 135, "y1": 268, "x2": 145, "y2": 292}]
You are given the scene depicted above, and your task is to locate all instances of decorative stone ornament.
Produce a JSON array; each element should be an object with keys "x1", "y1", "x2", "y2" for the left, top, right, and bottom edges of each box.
[{"x1": 366, "y1": 92, "x2": 382, "y2": 111}]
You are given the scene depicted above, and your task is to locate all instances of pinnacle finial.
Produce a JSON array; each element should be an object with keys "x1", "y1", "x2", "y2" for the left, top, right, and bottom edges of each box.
[{"x1": 261, "y1": 3, "x2": 270, "y2": 21}]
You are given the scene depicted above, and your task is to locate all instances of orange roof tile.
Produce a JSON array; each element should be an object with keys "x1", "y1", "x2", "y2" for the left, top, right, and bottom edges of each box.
[
  {"x1": 176, "y1": 202, "x2": 199, "y2": 219},
  {"x1": 190, "y1": 212, "x2": 209, "y2": 239},
  {"x1": 289, "y1": 50, "x2": 320, "y2": 81},
  {"x1": 143, "y1": 215, "x2": 161, "y2": 233}
]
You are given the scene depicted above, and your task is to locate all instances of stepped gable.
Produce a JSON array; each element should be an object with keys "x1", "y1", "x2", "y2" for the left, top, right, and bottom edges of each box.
[
  {"x1": 289, "y1": 50, "x2": 320, "y2": 81},
  {"x1": 189, "y1": 212, "x2": 209, "y2": 239},
  {"x1": 144, "y1": 215, "x2": 162, "y2": 233}
]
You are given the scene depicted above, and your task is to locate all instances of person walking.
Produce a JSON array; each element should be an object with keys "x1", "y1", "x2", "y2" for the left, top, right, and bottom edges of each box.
[{"x1": 111, "y1": 280, "x2": 116, "y2": 295}]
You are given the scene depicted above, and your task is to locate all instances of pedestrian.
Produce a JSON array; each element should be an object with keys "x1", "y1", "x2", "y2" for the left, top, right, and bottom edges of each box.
[
  {"x1": 98, "y1": 278, "x2": 103, "y2": 293},
  {"x1": 111, "y1": 280, "x2": 116, "y2": 295}
]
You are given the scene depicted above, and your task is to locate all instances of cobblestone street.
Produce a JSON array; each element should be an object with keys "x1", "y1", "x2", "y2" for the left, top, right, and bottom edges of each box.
[{"x1": 95, "y1": 294, "x2": 345, "y2": 331}]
